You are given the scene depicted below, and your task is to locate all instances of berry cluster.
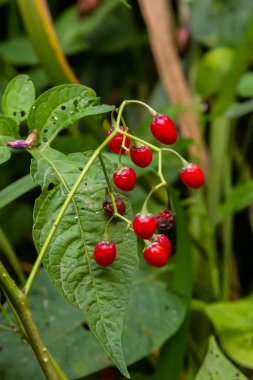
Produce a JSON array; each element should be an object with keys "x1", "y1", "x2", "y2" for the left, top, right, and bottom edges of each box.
[{"x1": 93, "y1": 106, "x2": 204, "y2": 268}]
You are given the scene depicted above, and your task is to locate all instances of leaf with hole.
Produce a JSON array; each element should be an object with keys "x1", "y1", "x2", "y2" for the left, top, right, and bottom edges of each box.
[
  {"x1": 2, "y1": 74, "x2": 35, "y2": 124},
  {"x1": 205, "y1": 297, "x2": 253, "y2": 369},
  {"x1": 31, "y1": 148, "x2": 138, "y2": 377},
  {"x1": 195, "y1": 336, "x2": 247, "y2": 380},
  {"x1": 27, "y1": 84, "x2": 114, "y2": 149},
  {"x1": 0, "y1": 115, "x2": 19, "y2": 165}
]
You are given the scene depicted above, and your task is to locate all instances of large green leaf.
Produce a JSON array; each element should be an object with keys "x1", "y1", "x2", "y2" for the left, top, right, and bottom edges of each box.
[
  {"x1": 189, "y1": 0, "x2": 253, "y2": 48},
  {"x1": 0, "y1": 115, "x2": 19, "y2": 165},
  {"x1": 31, "y1": 148, "x2": 138, "y2": 376},
  {"x1": 195, "y1": 337, "x2": 248, "y2": 380},
  {"x1": 0, "y1": 36, "x2": 38, "y2": 66},
  {"x1": 205, "y1": 297, "x2": 253, "y2": 369},
  {"x1": 27, "y1": 84, "x2": 113, "y2": 149},
  {"x1": 0, "y1": 269, "x2": 185, "y2": 379},
  {"x1": 2, "y1": 74, "x2": 35, "y2": 124}
]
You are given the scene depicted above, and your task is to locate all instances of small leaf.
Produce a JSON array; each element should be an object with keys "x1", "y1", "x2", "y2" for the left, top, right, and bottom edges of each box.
[
  {"x1": 214, "y1": 180, "x2": 253, "y2": 224},
  {"x1": 237, "y1": 71, "x2": 253, "y2": 97},
  {"x1": 2, "y1": 74, "x2": 35, "y2": 124},
  {"x1": 27, "y1": 84, "x2": 114, "y2": 149},
  {"x1": 226, "y1": 100, "x2": 253, "y2": 118},
  {"x1": 31, "y1": 148, "x2": 138, "y2": 376},
  {"x1": 206, "y1": 297, "x2": 253, "y2": 369},
  {"x1": 0, "y1": 115, "x2": 19, "y2": 164},
  {"x1": 195, "y1": 337, "x2": 247, "y2": 380}
]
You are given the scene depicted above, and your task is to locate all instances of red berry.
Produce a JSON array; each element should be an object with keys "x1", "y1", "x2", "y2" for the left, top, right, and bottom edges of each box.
[
  {"x1": 143, "y1": 243, "x2": 168, "y2": 267},
  {"x1": 180, "y1": 163, "x2": 204, "y2": 189},
  {"x1": 113, "y1": 167, "x2": 136, "y2": 192},
  {"x1": 130, "y1": 145, "x2": 153, "y2": 168},
  {"x1": 106, "y1": 126, "x2": 130, "y2": 154},
  {"x1": 94, "y1": 240, "x2": 116, "y2": 266},
  {"x1": 155, "y1": 209, "x2": 175, "y2": 232},
  {"x1": 102, "y1": 196, "x2": 126, "y2": 217},
  {"x1": 133, "y1": 213, "x2": 157, "y2": 240},
  {"x1": 155, "y1": 234, "x2": 172, "y2": 257},
  {"x1": 150, "y1": 114, "x2": 177, "y2": 145}
]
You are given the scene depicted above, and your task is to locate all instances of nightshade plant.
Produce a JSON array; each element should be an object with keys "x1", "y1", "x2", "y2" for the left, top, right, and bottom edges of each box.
[{"x1": 0, "y1": 74, "x2": 204, "y2": 379}]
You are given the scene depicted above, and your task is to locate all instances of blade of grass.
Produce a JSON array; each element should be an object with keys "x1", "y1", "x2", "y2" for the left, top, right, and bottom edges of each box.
[
  {"x1": 0, "y1": 174, "x2": 37, "y2": 209},
  {"x1": 17, "y1": 0, "x2": 78, "y2": 84}
]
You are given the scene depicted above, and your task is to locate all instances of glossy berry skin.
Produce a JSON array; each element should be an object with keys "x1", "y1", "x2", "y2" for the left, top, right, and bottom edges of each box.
[
  {"x1": 155, "y1": 209, "x2": 175, "y2": 232},
  {"x1": 180, "y1": 163, "x2": 204, "y2": 189},
  {"x1": 113, "y1": 167, "x2": 136, "y2": 192},
  {"x1": 150, "y1": 114, "x2": 177, "y2": 145},
  {"x1": 102, "y1": 197, "x2": 126, "y2": 217},
  {"x1": 155, "y1": 234, "x2": 172, "y2": 258},
  {"x1": 133, "y1": 214, "x2": 157, "y2": 240},
  {"x1": 107, "y1": 126, "x2": 130, "y2": 154},
  {"x1": 94, "y1": 240, "x2": 116, "y2": 266},
  {"x1": 143, "y1": 243, "x2": 168, "y2": 267},
  {"x1": 130, "y1": 145, "x2": 153, "y2": 168}
]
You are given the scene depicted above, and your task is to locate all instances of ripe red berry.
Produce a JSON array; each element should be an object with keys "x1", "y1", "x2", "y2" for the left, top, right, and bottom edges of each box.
[
  {"x1": 113, "y1": 167, "x2": 136, "y2": 192},
  {"x1": 106, "y1": 126, "x2": 130, "y2": 154},
  {"x1": 155, "y1": 209, "x2": 175, "y2": 232},
  {"x1": 130, "y1": 145, "x2": 153, "y2": 168},
  {"x1": 94, "y1": 240, "x2": 116, "y2": 266},
  {"x1": 143, "y1": 243, "x2": 168, "y2": 267},
  {"x1": 102, "y1": 196, "x2": 126, "y2": 217},
  {"x1": 180, "y1": 163, "x2": 204, "y2": 189},
  {"x1": 150, "y1": 114, "x2": 177, "y2": 145},
  {"x1": 155, "y1": 234, "x2": 172, "y2": 258},
  {"x1": 133, "y1": 213, "x2": 157, "y2": 240}
]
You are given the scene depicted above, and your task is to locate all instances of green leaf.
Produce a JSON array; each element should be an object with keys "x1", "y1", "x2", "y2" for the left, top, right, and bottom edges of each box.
[
  {"x1": 31, "y1": 148, "x2": 138, "y2": 377},
  {"x1": 0, "y1": 115, "x2": 19, "y2": 165},
  {"x1": 205, "y1": 297, "x2": 253, "y2": 369},
  {"x1": 2, "y1": 74, "x2": 35, "y2": 124},
  {"x1": 237, "y1": 71, "x2": 253, "y2": 97},
  {"x1": 195, "y1": 337, "x2": 248, "y2": 380},
  {"x1": 0, "y1": 174, "x2": 36, "y2": 209},
  {"x1": 214, "y1": 180, "x2": 253, "y2": 224},
  {"x1": 0, "y1": 269, "x2": 185, "y2": 379},
  {"x1": 122, "y1": 271, "x2": 186, "y2": 365},
  {"x1": 195, "y1": 47, "x2": 235, "y2": 98},
  {"x1": 189, "y1": 0, "x2": 253, "y2": 48},
  {"x1": 0, "y1": 36, "x2": 38, "y2": 65},
  {"x1": 226, "y1": 99, "x2": 253, "y2": 118},
  {"x1": 27, "y1": 84, "x2": 114, "y2": 149}
]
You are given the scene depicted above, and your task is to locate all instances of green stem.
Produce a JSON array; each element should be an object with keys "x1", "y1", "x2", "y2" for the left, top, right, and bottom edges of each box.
[
  {"x1": 161, "y1": 148, "x2": 189, "y2": 167},
  {"x1": 119, "y1": 130, "x2": 160, "y2": 152},
  {"x1": 116, "y1": 99, "x2": 157, "y2": 116},
  {"x1": 25, "y1": 128, "x2": 119, "y2": 294},
  {"x1": 0, "y1": 227, "x2": 26, "y2": 285},
  {"x1": 222, "y1": 152, "x2": 233, "y2": 300},
  {"x1": 142, "y1": 182, "x2": 167, "y2": 213},
  {"x1": 98, "y1": 154, "x2": 132, "y2": 229},
  {"x1": 0, "y1": 260, "x2": 66, "y2": 380}
]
